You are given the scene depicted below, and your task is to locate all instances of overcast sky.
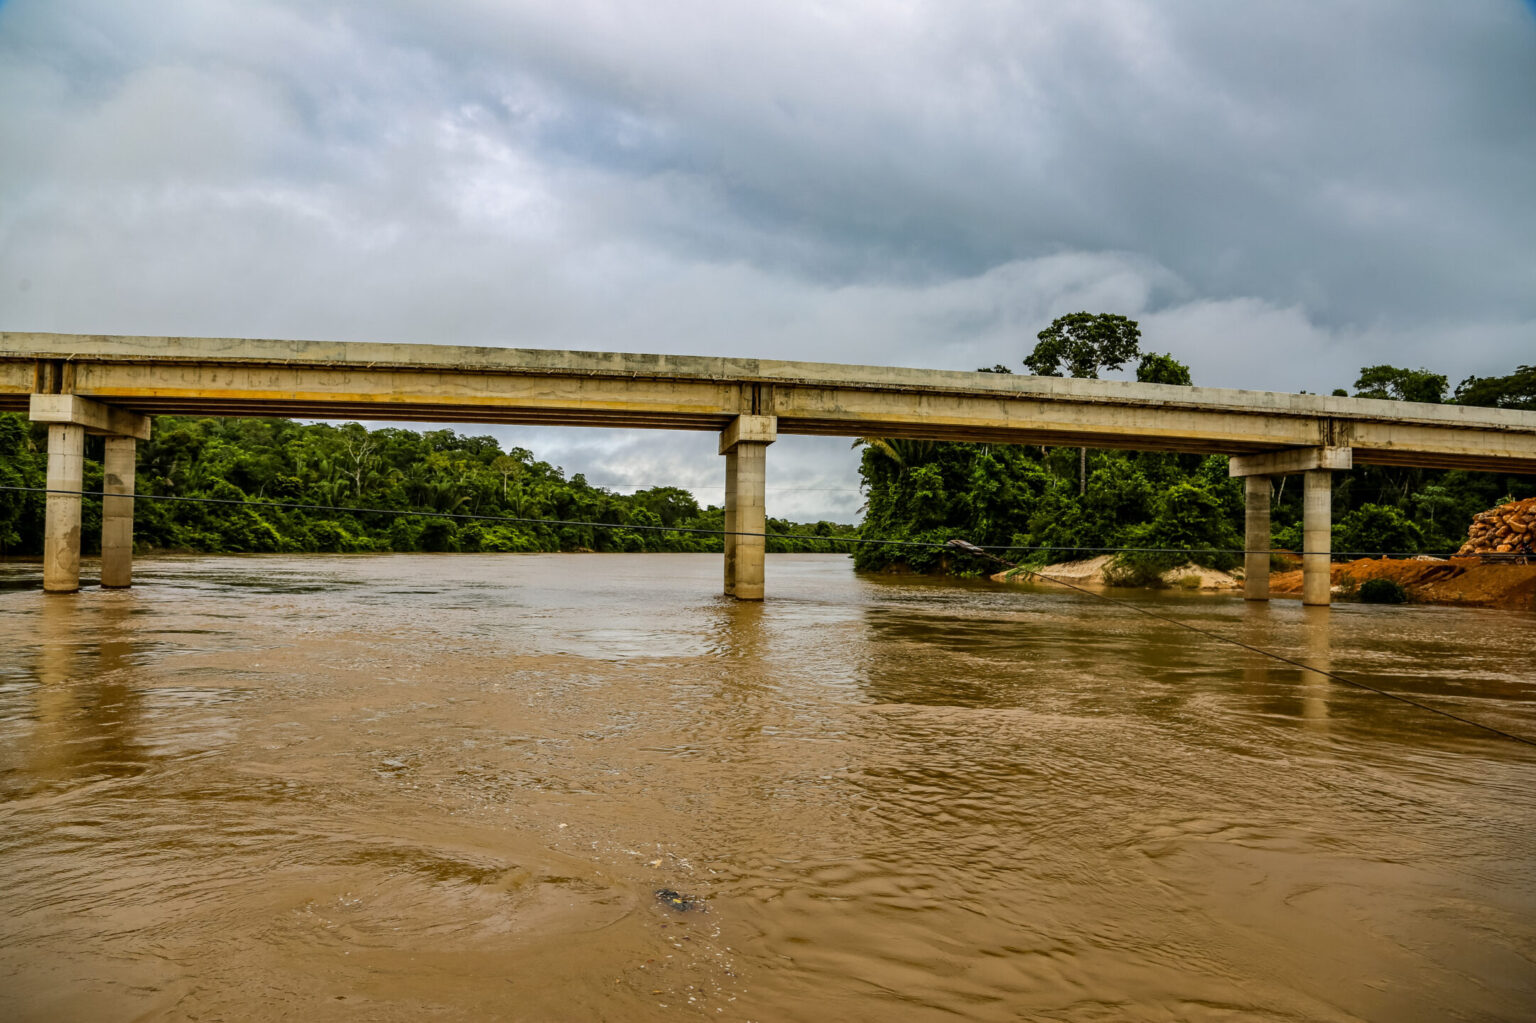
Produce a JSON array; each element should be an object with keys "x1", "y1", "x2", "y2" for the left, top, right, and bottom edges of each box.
[{"x1": 2, "y1": 0, "x2": 1533, "y2": 520}]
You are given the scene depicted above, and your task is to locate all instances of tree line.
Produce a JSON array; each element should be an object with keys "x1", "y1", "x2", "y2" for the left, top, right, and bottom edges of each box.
[
  {"x1": 0, "y1": 415, "x2": 856, "y2": 557},
  {"x1": 853, "y1": 313, "x2": 1535, "y2": 579}
]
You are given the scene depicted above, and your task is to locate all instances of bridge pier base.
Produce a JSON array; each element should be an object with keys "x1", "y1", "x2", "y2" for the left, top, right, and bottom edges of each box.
[
  {"x1": 29, "y1": 395, "x2": 151, "y2": 593},
  {"x1": 101, "y1": 437, "x2": 137, "y2": 588},
  {"x1": 1229, "y1": 446, "x2": 1349, "y2": 608},
  {"x1": 43, "y1": 424, "x2": 85, "y2": 593},
  {"x1": 720, "y1": 415, "x2": 777, "y2": 601},
  {"x1": 1243, "y1": 476, "x2": 1271, "y2": 601},
  {"x1": 1302, "y1": 469, "x2": 1333, "y2": 607}
]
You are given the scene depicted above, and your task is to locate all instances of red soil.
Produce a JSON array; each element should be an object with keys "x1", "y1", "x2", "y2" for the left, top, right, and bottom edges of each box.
[{"x1": 1270, "y1": 557, "x2": 1536, "y2": 611}]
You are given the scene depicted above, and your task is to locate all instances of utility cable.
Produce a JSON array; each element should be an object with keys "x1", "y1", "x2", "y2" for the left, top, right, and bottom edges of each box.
[
  {"x1": 0, "y1": 484, "x2": 891, "y2": 547},
  {"x1": 0, "y1": 485, "x2": 1514, "y2": 561}
]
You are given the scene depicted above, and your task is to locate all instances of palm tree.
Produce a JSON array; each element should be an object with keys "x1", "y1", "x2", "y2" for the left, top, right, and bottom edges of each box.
[{"x1": 851, "y1": 437, "x2": 935, "y2": 468}]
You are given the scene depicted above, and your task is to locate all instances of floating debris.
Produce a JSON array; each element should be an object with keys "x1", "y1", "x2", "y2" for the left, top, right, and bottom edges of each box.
[{"x1": 655, "y1": 888, "x2": 706, "y2": 912}]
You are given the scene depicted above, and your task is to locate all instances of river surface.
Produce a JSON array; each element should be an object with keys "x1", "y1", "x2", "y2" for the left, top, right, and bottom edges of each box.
[{"x1": 1, "y1": 553, "x2": 1534, "y2": 1022}]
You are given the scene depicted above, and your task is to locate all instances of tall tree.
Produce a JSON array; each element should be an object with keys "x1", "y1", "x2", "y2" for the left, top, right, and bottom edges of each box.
[
  {"x1": 1353, "y1": 365, "x2": 1448, "y2": 404},
  {"x1": 1454, "y1": 365, "x2": 1536, "y2": 410},
  {"x1": 1025, "y1": 313, "x2": 1142, "y2": 379},
  {"x1": 1026, "y1": 312, "x2": 1143, "y2": 494},
  {"x1": 1135, "y1": 352, "x2": 1193, "y2": 386}
]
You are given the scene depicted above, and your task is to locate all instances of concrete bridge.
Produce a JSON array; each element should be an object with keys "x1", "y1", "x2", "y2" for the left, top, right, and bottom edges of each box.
[{"x1": 4, "y1": 332, "x2": 1535, "y2": 605}]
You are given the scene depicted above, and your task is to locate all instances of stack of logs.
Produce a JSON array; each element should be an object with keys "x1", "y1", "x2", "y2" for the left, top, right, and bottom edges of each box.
[{"x1": 1456, "y1": 496, "x2": 1536, "y2": 556}]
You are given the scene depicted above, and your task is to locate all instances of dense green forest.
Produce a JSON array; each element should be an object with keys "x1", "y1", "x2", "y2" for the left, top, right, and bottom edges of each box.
[
  {"x1": 0, "y1": 415, "x2": 856, "y2": 557},
  {"x1": 854, "y1": 316, "x2": 1536, "y2": 579}
]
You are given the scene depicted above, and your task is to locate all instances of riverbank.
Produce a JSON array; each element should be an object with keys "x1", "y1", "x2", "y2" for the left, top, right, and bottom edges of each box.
[
  {"x1": 989, "y1": 554, "x2": 1536, "y2": 612},
  {"x1": 989, "y1": 554, "x2": 1243, "y2": 591},
  {"x1": 1272, "y1": 557, "x2": 1536, "y2": 611}
]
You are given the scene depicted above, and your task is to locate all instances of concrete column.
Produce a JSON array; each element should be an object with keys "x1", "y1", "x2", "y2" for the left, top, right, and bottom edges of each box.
[
  {"x1": 1243, "y1": 476, "x2": 1271, "y2": 601},
  {"x1": 1302, "y1": 469, "x2": 1332, "y2": 607},
  {"x1": 43, "y1": 423, "x2": 85, "y2": 593},
  {"x1": 101, "y1": 436, "x2": 137, "y2": 588},
  {"x1": 720, "y1": 415, "x2": 776, "y2": 601},
  {"x1": 722, "y1": 446, "x2": 767, "y2": 599},
  {"x1": 29, "y1": 394, "x2": 152, "y2": 593}
]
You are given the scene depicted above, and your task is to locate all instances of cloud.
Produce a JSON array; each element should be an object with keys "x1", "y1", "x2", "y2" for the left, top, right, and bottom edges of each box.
[{"x1": 2, "y1": 0, "x2": 1533, "y2": 516}]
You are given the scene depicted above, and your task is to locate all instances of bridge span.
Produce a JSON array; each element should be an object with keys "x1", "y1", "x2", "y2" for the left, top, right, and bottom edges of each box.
[{"x1": 4, "y1": 332, "x2": 1535, "y2": 605}]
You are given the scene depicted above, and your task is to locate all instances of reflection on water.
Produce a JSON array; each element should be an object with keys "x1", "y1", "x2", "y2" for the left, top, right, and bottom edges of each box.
[
  {"x1": 1300, "y1": 604, "x2": 1333, "y2": 729},
  {"x1": 18, "y1": 595, "x2": 148, "y2": 788},
  {"x1": 1, "y1": 553, "x2": 1533, "y2": 1022}
]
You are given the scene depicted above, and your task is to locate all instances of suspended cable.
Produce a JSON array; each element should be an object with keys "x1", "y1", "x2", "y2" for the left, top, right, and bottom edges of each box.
[
  {"x1": 587, "y1": 482, "x2": 863, "y2": 493},
  {"x1": 0, "y1": 485, "x2": 1512, "y2": 560}
]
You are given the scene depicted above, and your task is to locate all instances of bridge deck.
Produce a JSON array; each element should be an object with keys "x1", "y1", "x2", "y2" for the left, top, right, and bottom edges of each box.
[{"x1": 3, "y1": 332, "x2": 1534, "y2": 472}]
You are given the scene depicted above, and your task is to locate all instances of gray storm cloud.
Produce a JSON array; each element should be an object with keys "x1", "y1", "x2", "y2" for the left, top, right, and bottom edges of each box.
[{"x1": 2, "y1": 0, "x2": 1533, "y2": 519}]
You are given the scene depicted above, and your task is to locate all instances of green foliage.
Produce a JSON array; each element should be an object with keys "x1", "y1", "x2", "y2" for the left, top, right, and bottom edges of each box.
[
  {"x1": 855, "y1": 351, "x2": 1536, "y2": 582},
  {"x1": 854, "y1": 435, "x2": 1245, "y2": 576},
  {"x1": 1122, "y1": 474, "x2": 1244, "y2": 571},
  {"x1": 1025, "y1": 312, "x2": 1141, "y2": 379},
  {"x1": 0, "y1": 413, "x2": 855, "y2": 557},
  {"x1": 1102, "y1": 553, "x2": 1174, "y2": 588},
  {"x1": 1353, "y1": 365, "x2": 1448, "y2": 404},
  {"x1": 0, "y1": 414, "x2": 46, "y2": 555},
  {"x1": 1333, "y1": 503, "x2": 1425, "y2": 555},
  {"x1": 1258, "y1": 360, "x2": 1536, "y2": 561},
  {"x1": 1359, "y1": 578, "x2": 1408, "y2": 604},
  {"x1": 1453, "y1": 365, "x2": 1536, "y2": 411},
  {"x1": 1135, "y1": 352, "x2": 1193, "y2": 386}
]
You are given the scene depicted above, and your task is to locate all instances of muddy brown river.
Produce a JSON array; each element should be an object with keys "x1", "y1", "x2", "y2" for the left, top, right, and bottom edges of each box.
[{"x1": 1, "y1": 553, "x2": 1533, "y2": 1021}]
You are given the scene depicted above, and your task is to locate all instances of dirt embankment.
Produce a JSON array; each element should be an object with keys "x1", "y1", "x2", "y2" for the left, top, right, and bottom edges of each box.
[{"x1": 1271, "y1": 558, "x2": 1536, "y2": 611}]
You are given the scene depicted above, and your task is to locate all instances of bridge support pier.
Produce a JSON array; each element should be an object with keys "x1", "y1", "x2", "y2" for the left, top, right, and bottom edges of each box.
[
  {"x1": 1229, "y1": 446, "x2": 1350, "y2": 608},
  {"x1": 43, "y1": 424, "x2": 85, "y2": 593},
  {"x1": 1302, "y1": 470, "x2": 1333, "y2": 607},
  {"x1": 720, "y1": 415, "x2": 776, "y2": 601},
  {"x1": 1243, "y1": 476, "x2": 1271, "y2": 601},
  {"x1": 29, "y1": 395, "x2": 151, "y2": 593},
  {"x1": 101, "y1": 437, "x2": 137, "y2": 588}
]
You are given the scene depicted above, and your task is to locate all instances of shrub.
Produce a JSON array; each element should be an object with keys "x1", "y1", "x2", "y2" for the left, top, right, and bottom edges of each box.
[
  {"x1": 1104, "y1": 550, "x2": 1179, "y2": 587},
  {"x1": 1128, "y1": 480, "x2": 1244, "y2": 572},
  {"x1": 1359, "y1": 577, "x2": 1408, "y2": 604},
  {"x1": 1334, "y1": 504, "x2": 1425, "y2": 556},
  {"x1": 418, "y1": 518, "x2": 458, "y2": 552},
  {"x1": 309, "y1": 520, "x2": 358, "y2": 553}
]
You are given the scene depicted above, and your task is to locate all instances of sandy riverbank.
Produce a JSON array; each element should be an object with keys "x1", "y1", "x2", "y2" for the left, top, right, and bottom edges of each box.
[{"x1": 990, "y1": 554, "x2": 1242, "y2": 591}]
